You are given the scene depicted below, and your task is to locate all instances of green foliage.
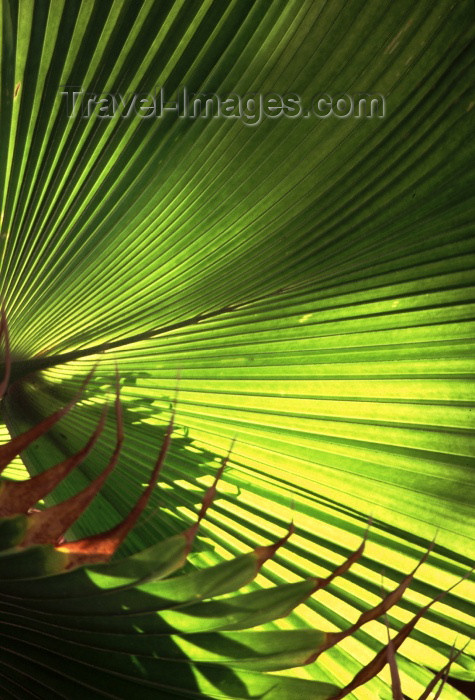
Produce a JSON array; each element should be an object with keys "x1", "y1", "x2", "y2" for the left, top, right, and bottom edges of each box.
[
  {"x1": 0, "y1": 374, "x2": 469, "y2": 698},
  {"x1": 0, "y1": 0, "x2": 474, "y2": 697}
]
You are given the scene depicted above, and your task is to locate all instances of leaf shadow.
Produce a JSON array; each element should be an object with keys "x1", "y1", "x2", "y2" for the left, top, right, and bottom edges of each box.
[{"x1": 1, "y1": 365, "x2": 225, "y2": 562}]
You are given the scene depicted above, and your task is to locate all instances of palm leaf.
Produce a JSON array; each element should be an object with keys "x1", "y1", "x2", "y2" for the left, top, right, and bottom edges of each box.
[{"x1": 1, "y1": 0, "x2": 474, "y2": 697}]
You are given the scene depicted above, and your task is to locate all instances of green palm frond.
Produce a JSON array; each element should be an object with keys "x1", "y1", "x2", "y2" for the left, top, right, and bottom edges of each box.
[
  {"x1": 0, "y1": 359, "x2": 469, "y2": 699},
  {"x1": 0, "y1": 0, "x2": 474, "y2": 697}
]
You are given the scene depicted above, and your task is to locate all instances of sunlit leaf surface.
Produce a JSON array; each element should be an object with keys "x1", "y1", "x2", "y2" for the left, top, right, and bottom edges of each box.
[{"x1": 0, "y1": 0, "x2": 474, "y2": 697}]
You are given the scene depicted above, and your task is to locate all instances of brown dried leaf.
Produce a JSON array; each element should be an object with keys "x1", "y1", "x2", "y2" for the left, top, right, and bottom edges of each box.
[
  {"x1": 21, "y1": 377, "x2": 123, "y2": 545},
  {"x1": 329, "y1": 568, "x2": 473, "y2": 699},
  {"x1": 57, "y1": 407, "x2": 174, "y2": 568},
  {"x1": 0, "y1": 403, "x2": 107, "y2": 516}
]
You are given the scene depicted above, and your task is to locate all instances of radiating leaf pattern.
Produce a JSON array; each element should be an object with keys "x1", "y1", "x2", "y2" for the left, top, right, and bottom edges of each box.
[
  {"x1": 0, "y1": 357, "x2": 470, "y2": 699},
  {"x1": 0, "y1": 0, "x2": 474, "y2": 697}
]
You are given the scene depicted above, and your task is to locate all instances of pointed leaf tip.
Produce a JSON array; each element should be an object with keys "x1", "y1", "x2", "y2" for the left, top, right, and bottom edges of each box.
[
  {"x1": 182, "y1": 448, "x2": 232, "y2": 555},
  {"x1": 314, "y1": 539, "x2": 435, "y2": 664},
  {"x1": 196, "y1": 447, "x2": 231, "y2": 524},
  {"x1": 328, "y1": 566, "x2": 473, "y2": 699},
  {"x1": 56, "y1": 407, "x2": 173, "y2": 569},
  {"x1": 254, "y1": 521, "x2": 295, "y2": 569},
  {"x1": 312, "y1": 530, "x2": 367, "y2": 595},
  {"x1": 0, "y1": 402, "x2": 108, "y2": 517},
  {"x1": 418, "y1": 640, "x2": 470, "y2": 700},
  {"x1": 384, "y1": 613, "x2": 403, "y2": 700},
  {"x1": 20, "y1": 400, "x2": 123, "y2": 546}
]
